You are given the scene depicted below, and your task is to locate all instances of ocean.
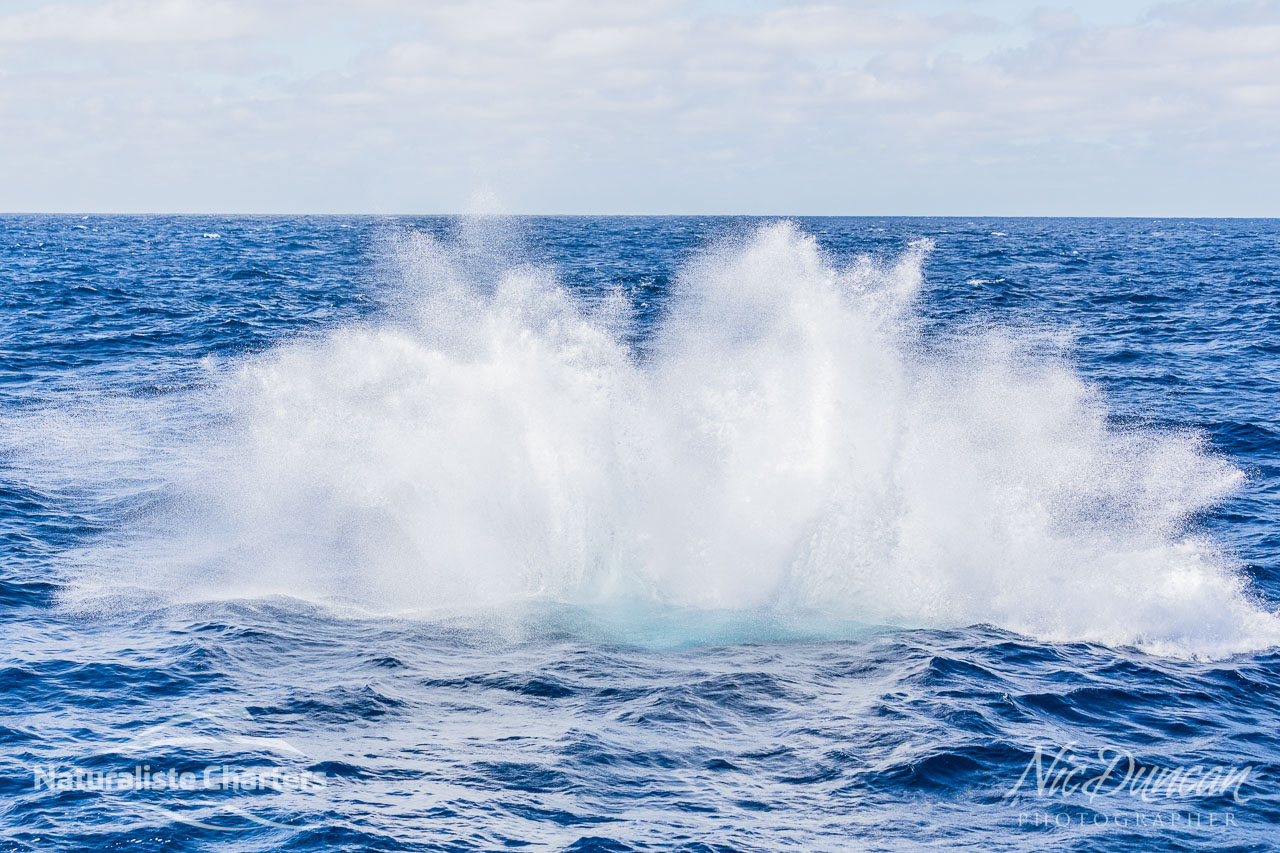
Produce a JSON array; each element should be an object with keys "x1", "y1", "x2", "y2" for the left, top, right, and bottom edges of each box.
[{"x1": 1, "y1": 215, "x2": 1278, "y2": 851}]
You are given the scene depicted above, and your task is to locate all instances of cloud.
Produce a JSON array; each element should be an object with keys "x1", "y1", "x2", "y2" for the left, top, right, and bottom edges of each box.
[
  {"x1": 0, "y1": 0, "x2": 1276, "y2": 213},
  {"x1": 0, "y1": 0, "x2": 260, "y2": 43}
]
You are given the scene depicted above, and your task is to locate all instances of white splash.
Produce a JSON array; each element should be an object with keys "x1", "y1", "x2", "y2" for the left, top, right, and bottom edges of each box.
[{"x1": 18, "y1": 221, "x2": 1280, "y2": 658}]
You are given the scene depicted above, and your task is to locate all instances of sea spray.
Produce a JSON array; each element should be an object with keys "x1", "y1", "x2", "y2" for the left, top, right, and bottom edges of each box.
[{"x1": 30, "y1": 220, "x2": 1280, "y2": 657}]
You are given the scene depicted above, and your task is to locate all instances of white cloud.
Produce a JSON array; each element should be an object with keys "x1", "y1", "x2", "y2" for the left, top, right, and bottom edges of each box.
[
  {"x1": 0, "y1": 0, "x2": 1276, "y2": 213},
  {"x1": 0, "y1": 0, "x2": 260, "y2": 43}
]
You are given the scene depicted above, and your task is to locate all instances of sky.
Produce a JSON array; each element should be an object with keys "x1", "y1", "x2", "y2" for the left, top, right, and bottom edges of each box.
[{"x1": 0, "y1": 0, "x2": 1276, "y2": 215}]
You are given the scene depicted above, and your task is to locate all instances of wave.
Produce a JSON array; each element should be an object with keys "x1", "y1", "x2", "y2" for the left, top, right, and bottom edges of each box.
[{"x1": 16, "y1": 220, "x2": 1280, "y2": 658}]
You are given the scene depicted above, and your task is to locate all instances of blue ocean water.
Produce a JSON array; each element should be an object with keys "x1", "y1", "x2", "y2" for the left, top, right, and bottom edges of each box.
[{"x1": 1, "y1": 215, "x2": 1279, "y2": 851}]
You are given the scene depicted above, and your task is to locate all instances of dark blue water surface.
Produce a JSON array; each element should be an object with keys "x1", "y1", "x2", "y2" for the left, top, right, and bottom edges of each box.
[{"x1": 1, "y1": 216, "x2": 1279, "y2": 851}]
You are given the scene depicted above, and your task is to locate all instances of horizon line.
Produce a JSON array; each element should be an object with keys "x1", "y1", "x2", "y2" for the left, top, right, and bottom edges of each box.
[{"x1": 2, "y1": 212, "x2": 1279, "y2": 220}]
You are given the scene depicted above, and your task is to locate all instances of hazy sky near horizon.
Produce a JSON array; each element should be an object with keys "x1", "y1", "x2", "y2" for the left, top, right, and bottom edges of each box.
[{"x1": 1, "y1": 0, "x2": 1276, "y2": 215}]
